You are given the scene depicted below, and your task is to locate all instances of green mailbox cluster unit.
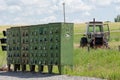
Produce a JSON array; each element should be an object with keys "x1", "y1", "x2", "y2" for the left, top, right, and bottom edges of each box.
[{"x1": 6, "y1": 23, "x2": 73, "y2": 74}]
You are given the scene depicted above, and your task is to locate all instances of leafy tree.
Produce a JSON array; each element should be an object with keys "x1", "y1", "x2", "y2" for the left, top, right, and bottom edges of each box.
[{"x1": 114, "y1": 15, "x2": 120, "y2": 22}]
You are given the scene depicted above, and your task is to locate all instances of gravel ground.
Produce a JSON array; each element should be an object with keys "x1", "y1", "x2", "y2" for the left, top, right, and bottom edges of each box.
[{"x1": 0, "y1": 71, "x2": 105, "y2": 80}]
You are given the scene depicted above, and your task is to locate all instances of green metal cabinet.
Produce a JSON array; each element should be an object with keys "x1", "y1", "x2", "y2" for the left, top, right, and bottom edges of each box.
[
  {"x1": 20, "y1": 27, "x2": 29, "y2": 65},
  {"x1": 7, "y1": 27, "x2": 21, "y2": 71},
  {"x1": 48, "y1": 23, "x2": 73, "y2": 74},
  {"x1": 6, "y1": 22, "x2": 73, "y2": 74},
  {"x1": 7, "y1": 27, "x2": 21, "y2": 64}
]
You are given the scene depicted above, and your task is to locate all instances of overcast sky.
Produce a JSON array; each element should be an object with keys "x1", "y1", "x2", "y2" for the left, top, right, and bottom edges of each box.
[{"x1": 0, "y1": 0, "x2": 120, "y2": 25}]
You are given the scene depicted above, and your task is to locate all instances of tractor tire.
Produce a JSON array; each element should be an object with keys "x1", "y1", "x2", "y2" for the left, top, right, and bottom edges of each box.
[
  {"x1": 80, "y1": 37, "x2": 88, "y2": 47},
  {"x1": 90, "y1": 39, "x2": 94, "y2": 48}
]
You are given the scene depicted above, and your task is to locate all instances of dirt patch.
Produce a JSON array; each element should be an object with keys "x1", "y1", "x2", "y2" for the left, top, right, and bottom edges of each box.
[{"x1": 74, "y1": 44, "x2": 80, "y2": 48}]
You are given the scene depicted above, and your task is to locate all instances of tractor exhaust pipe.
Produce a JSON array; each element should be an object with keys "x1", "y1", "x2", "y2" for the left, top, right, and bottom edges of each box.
[{"x1": 93, "y1": 18, "x2": 95, "y2": 22}]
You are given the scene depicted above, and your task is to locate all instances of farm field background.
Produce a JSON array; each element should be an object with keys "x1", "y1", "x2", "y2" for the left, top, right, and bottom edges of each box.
[
  {"x1": 74, "y1": 22, "x2": 120, "y2": 80},
  {"x1": 0, "y1": 22, "x2": 120, "y2": 80}
]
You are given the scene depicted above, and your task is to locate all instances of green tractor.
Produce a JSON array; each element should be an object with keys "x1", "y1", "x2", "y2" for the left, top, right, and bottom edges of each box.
[{"x1": 80, "y1": 19, "x2": 110, "y2": 48}]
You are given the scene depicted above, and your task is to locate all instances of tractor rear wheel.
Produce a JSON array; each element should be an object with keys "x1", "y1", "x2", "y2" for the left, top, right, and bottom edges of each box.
[{"x1": 80, "y1": 37, "x2": 88, "y2": 47}]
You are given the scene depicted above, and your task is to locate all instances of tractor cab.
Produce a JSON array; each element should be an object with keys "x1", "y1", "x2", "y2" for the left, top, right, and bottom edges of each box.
[
  {"x1": 80, "y1": 19, "x2": 110, "y2": 48},
  {"x1": 86, "y1": 21, "x2": 104, "y2": 39}
]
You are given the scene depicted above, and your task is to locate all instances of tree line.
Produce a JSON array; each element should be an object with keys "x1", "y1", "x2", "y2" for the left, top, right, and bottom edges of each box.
[{"x1": 114, "y1": 15, "x2": 120, "y2": 22}]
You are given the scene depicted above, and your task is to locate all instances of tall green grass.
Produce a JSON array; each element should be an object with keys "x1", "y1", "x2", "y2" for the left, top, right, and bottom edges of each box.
[
  {"x1": 108, "y1": 22, "x2": 120, "y2": 31},
  {"x1": 0, "y1": 33, "x2": 7, "y2": 67},
  {"x1": 65, "y1": 48, "x2": 120, "y2": 80},
  {"x1": 0, "y1": 48, "x2": 7, "y2": 67},
  {"x1": 110, "y1": 32, "x2": 120, "y2": 42},
  {"x1": 74, "y1": 23, "x2": 86, "y2": 33}
]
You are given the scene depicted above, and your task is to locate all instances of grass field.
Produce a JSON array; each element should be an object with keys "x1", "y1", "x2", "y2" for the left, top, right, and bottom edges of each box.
[
  {"x1": 74, "y1": 22, "x2": 120, "y2": 33},
  {"x1": 0, "y1": 22, "x2": 120, "y2": 80},
  {"x1": 73, "y1": 22, "x2": 120, "y2": 80},
  {"x1": 72, "y1": 48, "x2": 120, "y2": 79}
]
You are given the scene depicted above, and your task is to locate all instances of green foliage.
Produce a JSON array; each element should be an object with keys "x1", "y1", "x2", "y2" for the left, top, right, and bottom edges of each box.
[{"x1": 114, "y1": 15, "x2": 120, "y2": 22}]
